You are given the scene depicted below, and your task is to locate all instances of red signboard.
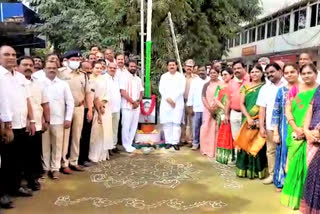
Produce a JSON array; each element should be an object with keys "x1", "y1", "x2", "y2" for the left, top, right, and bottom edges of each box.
[
  {"x1": 270, "y1": 54, "x2": 297, "y2": 64},
  {"x1": 242, "y1": 46, "x2": 256, "y2": 56}
]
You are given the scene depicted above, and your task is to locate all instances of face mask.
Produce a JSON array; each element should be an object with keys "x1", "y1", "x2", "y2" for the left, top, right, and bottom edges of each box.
[
  {"x1": 68, "y1": 61, "x2": 80, "y2": 70},
  {"x1": 62, "y1": 61, "x2": 68, "y2": 67}
]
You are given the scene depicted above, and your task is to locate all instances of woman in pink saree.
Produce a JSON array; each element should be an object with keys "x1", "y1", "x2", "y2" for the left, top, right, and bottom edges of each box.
[{"x1": 200, "y1": 68, "x2": 221, "y2": 158}]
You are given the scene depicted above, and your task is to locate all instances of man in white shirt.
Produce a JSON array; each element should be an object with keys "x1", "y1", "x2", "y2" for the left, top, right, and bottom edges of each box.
[
  {"x1": 115, "y1": 53, "x2": 128, "y2": 79},
  {"x1": 120, "y1": 60, "x2": 144, "y2": 153},
  {"x1": 181, "y1": 59, "x2": 196, "y2": 146},
  {"x1": 257, "y1": 62, "x2": 286, "y2": 185},
  {"x1": 187, "y1": 66, "x2": 207, "y2": 150},
  {"x1": 159, "y1": 59, "x2": 186, "y2": 150},
  {"x1": 104, "y1": 48, "x2": 116, "y2": 65},
  {"x1": 0, "y1": 75, "x2": 13, "y2": 209},
  {"x1": 42, "y1": 61, "x2": 74, "y2": 180},
  {"x1": 106, "y1": 62, "x2": 121, "y2": 153},
  {"x1": 17, "y1": 56, "x2": 50, "y2": 191},
  {"x1": 31, "y1": 56, "x2": 46, "y2": 80},
  {"x1": 0, "y1": 45, "x2": 36, "y2": 198}
]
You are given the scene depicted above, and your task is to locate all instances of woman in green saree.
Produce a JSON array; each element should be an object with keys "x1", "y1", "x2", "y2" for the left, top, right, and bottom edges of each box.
[
  {"x1": 235, "y1": 64, "x2": 267, "y2": 179},
  {"x1": 281, "y1": 63, "x2": 318, "y2": 210}
]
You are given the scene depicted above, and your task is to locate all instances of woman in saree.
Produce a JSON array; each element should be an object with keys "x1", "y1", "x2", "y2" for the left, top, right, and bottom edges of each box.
[
  {"x1": 200, "y1": 68, "x2": 221, "y2": 158},
  {"x1": 235, "y1": 64, "x2": 267, "y2": 179},
  {"x1": 272, "y1": 63, "x2": 300, "y2": 190},
  {"x1": 300, "y1": 85, "x2": 320, "y2": 214},
  {"x1": 281, "y1": 63, "x2": 318, "y2": 210},
  {"x1": 88, "y1": 61, "x2": 113, "y2": 163},
  {"x1": 215, "y1": 67, "x2": 235, "y2": 164}
]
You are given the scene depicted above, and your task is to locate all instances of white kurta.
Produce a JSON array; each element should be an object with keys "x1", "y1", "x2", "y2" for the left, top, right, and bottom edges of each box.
[
  {"x1": 89, "y1": 76, "x2": 113, "y2": 162},
  {"x1": 159, "y1": 71, "x2": 186, "y2": 124}
]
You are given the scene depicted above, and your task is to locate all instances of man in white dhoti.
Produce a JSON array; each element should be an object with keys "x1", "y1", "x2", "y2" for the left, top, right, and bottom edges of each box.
[
  {"x1": 120, "y1": 60, "x2": 144, "y2": 153},
  {"x1": 159, "y1": 59, "x2": 186, "y2": 150}
]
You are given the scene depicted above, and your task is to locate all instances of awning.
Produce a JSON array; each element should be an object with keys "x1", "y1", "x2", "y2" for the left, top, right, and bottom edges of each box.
[
  {"x1": 0, "y1": 34, "x2": 45, "y2": 48},
  {"x1": 0, "y1": 2, "x2": 41, "y2": 24}
]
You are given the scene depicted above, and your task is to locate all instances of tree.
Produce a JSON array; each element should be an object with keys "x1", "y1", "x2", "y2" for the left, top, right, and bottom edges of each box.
[
  {"x1": 32, "y1": 0, "x2": 261, "y2": 95},
  {"x1": 31, "y1": 0, "x2": 261, "y2": 86}
]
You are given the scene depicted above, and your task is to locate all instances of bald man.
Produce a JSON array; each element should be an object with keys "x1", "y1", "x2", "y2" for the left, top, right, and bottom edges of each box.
[{"x1": 0, "y1": 45, "x2": 36, "y2": 201}]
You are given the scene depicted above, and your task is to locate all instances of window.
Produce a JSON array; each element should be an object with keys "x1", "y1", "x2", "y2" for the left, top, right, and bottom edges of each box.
[
  {"x1": 257, "y1": 24, "x2": 265, "y2": 41},
  {"x1": 228, "y1": 39, "x2": 234, "y2": 48},
  {"x1": 235, "y1": 33, "x2": 240, "y2": 46},
  {"x1": 318, "y1": 4, "x2": 320, "y2": 26},
  {"x1": 267, "y1": 20, "x2": 277, "y2": 38},
  {"x1": 311, "y1": 4, "x2": 317, "y2": 27},
  {"x1": 294, "y1": 8, "x2": 307, "y2": 31},
  {"x1": 241, "y1": 31, "x2": 248, "y2": 45},
  {"x1": 249, "y1": 28, "x2": 256, "y2": 43},
  {"x1": 279, "y1": 14, "x2": 290, "y2": 35}
]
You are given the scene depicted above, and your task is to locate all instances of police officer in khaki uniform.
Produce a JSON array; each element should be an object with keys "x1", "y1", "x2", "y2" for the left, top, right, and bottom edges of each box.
[{"x1": 58, "y1": 50, "x2": 89, "y2": 173}]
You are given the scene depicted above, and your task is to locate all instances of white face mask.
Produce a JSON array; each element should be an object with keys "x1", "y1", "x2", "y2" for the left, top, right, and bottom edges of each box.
[
  {"x1": 62, "y1": 61, "x2": 68, "y2": 67},
  {"x1": 68, "y1": 60, "x2": 80, "y2": 70}
]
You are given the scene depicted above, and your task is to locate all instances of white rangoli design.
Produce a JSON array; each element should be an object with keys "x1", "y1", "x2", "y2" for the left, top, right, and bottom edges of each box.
[
  {"x1": 208, "y1": 158, "x2": 243, "y2": 189},
  {"x1": 88, "y1": 158, "x2": 202, "y2": 189},
  {"x1": 55, "y1": 196, "x2": 228, "y2": 211}
]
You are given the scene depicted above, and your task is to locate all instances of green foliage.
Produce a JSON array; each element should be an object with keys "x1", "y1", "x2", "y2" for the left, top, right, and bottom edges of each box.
[{"x1": 31, "y1": 0, "x2": 261, "y2": 72}]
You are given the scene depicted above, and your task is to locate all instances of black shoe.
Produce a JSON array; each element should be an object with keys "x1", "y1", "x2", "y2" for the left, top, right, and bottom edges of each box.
[
  {"x1": 28, "y1": 179, "x2": 41, "y2": 191},
  {"x1": 109, "y1": 150, "x2": 113, "y2": 156},
  {"x1": 15, "y1": 187, "x2": 33, "y2": 197},
  {"x1": 173, "y1": 145, "x2": 180, "y2": 151},
  {"x1": 165, "y1": 144, "x2": 172, "y2": 149},
  {"x1": 112, "y1": 148, "x2": 120, "y2": 154},
  {"x1": 83, "y1": 161, "x2": 97, "y2": 167},
  {"x1": 0, "y1": 195, "x2": 14, "y2": 209}
]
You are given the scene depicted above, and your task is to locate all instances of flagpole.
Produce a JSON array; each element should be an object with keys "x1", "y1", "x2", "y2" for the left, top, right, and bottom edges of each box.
[
  {"x1": 145, "y1": 0, "x2": 152, "y2": 98},
  {"x1": 140, "y1": 0, "x2": 145, "y2": 84}
]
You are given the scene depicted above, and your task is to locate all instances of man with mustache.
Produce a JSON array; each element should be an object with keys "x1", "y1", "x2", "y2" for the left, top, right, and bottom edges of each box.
[
  {"x1": 0, "y1": 57, "x2": 13, "y2": 210},
  {"x1": 120, "y1": 60, "x2": 144, "y2": 153},
  {"x1": 17, "y1": 56, "x2": 50, "y2": 191},
  {"x1": 116, "y1": 53, "x2": 128, "y2": 77},
  {"x1": 42, "y1": 60, "x2": 74, "y2": 179},
  {"x1": 224, "y1": 60, "x2": 250, "y2": 159},
  {"x1": 159, "y1": 59, "x2": 186, "y2": 151},
  {"x1": 257, "y1": 62, "x2": 286, "y2": 185},
  {"x1": 180, "y1": 59, "x2": 196, "y2": 147},
  {"x1": 0, "y1": 45, "x2": 36, "y2": 204},
  {"x1": 104, "y1": 48, "x2": 116, "y2": 66}
]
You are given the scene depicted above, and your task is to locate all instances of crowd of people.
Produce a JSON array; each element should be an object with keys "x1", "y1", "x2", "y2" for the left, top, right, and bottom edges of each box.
[
  {"x1": 0, "y1": 45, "x2": 144, "y2": 211},
  {"x1": 0, "y1": 43, "x2": 319, "y2": 214},
  {"x1": 182, "y1": 53, "x2": 320, "y2": 213}
]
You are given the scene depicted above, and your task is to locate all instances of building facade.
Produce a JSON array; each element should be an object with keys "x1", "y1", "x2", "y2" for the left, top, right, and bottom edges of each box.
[{"x1": 223, "y1": 0, "x2": 320, "y2": 69}]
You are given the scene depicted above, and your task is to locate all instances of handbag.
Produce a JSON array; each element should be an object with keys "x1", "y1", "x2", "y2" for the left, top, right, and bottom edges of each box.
[
  {"x1": 217, "y1": 122, "x2": 234, "y2": 150},
  {"x1": 235, "y1": 115, "x2": 266, "y2": 156}
]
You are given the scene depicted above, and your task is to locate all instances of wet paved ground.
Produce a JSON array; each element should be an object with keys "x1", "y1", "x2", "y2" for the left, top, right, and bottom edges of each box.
[{"x1": 4, "y1": 147, "x2": 296, "y2": 214}]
